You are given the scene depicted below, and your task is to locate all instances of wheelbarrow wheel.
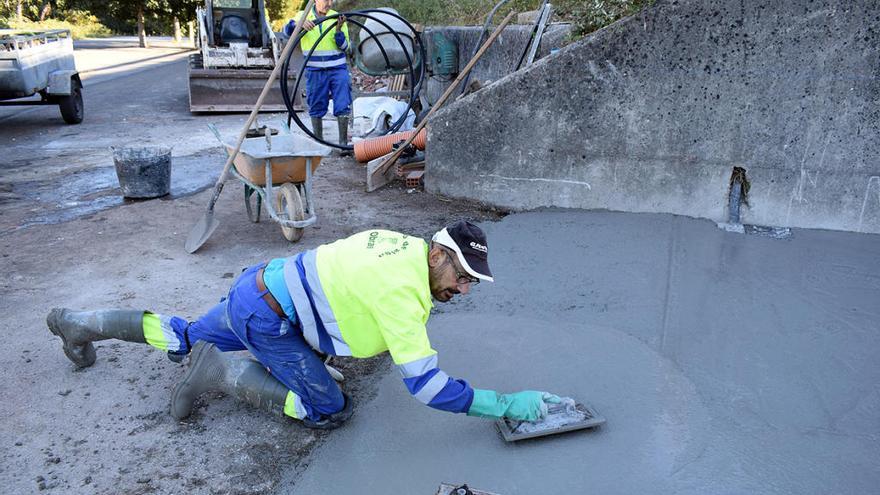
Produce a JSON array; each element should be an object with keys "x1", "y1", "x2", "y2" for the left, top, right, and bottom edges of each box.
[
  {"x1": 277, "y1": 183, "x2": 305, "y2": 243},
  {"x1": 296, "y1": 183, "x2": 309, "y2": 214},
  {"x1": 245, "y1": 185, "x2": 261, "y2": 223}
]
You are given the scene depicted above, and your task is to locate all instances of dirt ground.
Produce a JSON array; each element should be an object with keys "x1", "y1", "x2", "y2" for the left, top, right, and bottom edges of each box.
[{"x1": 0, "y1": 45, "x2": 502, "y2": 494}]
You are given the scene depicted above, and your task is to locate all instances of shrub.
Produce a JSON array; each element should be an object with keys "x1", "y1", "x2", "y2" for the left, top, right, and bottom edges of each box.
[
  {"x1": 6, "y1": 11, "x2": 111, "y2": 39},
  {"x1": 333, "y1": 0, "x2": 653, "y2": 38}
]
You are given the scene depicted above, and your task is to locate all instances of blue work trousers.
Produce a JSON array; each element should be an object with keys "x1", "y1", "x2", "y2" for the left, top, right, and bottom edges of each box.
[
  {"x1": 179, "y1": 263, "x2": 344, "y2": 421},
  {"x1": 306, "y1": 66, "x2": 352, "y2": 118}
]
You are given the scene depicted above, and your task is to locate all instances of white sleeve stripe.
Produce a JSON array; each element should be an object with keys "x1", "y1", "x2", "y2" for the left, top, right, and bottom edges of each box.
[
  {"x1": 397, "y1": 354, "x2": 439, "y2": 378},
  {"x1": 413, "y1": 371, "x2": 449, "y2": 404}
]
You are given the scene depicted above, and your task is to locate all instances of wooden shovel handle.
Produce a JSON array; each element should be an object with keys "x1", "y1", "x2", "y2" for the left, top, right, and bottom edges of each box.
[{"x1": 207, "y1": 0, "x2": 317, "y2": 208}]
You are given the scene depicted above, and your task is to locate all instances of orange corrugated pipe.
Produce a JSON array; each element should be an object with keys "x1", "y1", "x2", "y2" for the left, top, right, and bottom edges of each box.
[{"x1": 354, "y1": 129, "x2": 427, "y2": 163}]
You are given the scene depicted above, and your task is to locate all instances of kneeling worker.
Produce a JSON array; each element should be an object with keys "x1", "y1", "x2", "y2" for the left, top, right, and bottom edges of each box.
[{"x1": 47, "y1": 221, "x2": 561, "y2": 429}]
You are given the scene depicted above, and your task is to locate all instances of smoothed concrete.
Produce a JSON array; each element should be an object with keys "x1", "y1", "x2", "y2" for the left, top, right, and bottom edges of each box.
[
  {"x1": 428, "y1": 0, "x2": 880, "y2": 234},
  {"x1": 286, "y1": 211, "x2": 880, "y2": 493}
]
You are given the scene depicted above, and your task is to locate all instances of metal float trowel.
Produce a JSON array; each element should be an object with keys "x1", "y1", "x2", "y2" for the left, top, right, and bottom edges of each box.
[{"x1": 495, "y1": 398, "x2": 605, "y2": 442}]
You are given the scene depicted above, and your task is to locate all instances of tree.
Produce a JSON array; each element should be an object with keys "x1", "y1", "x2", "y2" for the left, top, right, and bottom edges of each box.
[{"x1": 66, "y1": 0, "x2": 161, "y2": 46}]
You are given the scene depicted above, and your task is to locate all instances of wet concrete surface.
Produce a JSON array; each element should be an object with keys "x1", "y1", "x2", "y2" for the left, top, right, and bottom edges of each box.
[
  {"x1": 0, "y1": 47, "x2": 265, "y2": 234},
  {"x1": 2, "y1": 152, "x2": 221, "y2": 233},
  {"x1": 287, "y1": 210, "x2": 880, "y2": 494}
]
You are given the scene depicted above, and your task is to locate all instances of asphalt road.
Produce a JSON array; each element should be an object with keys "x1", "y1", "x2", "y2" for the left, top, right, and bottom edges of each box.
[{"x1": 0, "y1": 38, "x2": 247, "y2": 233}]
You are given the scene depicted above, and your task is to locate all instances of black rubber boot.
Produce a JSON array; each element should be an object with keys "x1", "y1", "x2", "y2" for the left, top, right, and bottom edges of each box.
[
  {"x1": 336, "y1": 116, "x2": 352, "y2": 157},
  {"x1": 171, "y1": 342, "x2": 352, "y2": 429},
  {"x1": 310, "y1": 117, "x2": 323, "y2": 142},
  {"x1": 46, "y1": 308, "x2": 145, "y2": 368}
]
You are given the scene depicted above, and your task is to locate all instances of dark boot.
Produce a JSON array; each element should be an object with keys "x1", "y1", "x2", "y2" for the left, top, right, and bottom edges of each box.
[
  {"x1": 310, "y1": 117, "x2": 323, "y2": 142},
  {"x1": 171, "y1": 342, "x2": 352, "y2": 429},
  {"x1": 170, "y1": 341, "x2": 287, "y2": 419},
  {"x1": 336, "y1": 116, "x2": 352, "y2": 157},
  {"x1": 47, "y1": 308, "x2": 145, "y2": 368}
]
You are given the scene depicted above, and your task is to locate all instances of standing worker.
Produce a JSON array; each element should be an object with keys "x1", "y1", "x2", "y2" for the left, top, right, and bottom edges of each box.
[
  {"x1": 47, "y1": 221, "x2": 562, "y2": 430},
  {"x1": 284, "y1": 0, "x2": 352, "y2": 152}
]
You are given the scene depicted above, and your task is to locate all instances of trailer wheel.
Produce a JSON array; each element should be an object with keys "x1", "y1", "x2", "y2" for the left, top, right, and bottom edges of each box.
[
  {"x1": 59, "y1": 78, "x2": 83, "y2": 124},
  {"x1": 276, "y1": 183, "x2": 305, "y2": 243}
]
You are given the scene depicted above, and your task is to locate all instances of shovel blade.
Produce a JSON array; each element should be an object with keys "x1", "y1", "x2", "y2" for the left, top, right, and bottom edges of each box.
[
  {"x1": 185, "y1": 212, "x2": 220, "y2": 253},
  {"x1": 366, "y1": 152, "x2": 397, "y2": 192}
]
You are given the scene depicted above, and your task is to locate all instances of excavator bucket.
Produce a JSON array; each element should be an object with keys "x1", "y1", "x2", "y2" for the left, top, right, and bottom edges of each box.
[
  {"x1": 187, "y1": 53, "x2": 304, "y2": 113},
  {"x1": 188, "y1": 0, "x2": 305, "y2": 113}
]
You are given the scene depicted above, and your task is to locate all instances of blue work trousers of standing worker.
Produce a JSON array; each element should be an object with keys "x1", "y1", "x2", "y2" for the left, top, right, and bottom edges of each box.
[
  {"x1": 165, "y1": 263, "x2": 344, "y2": 422},
  {"x1": 306, "y1": 66, "x2": 352, "y2": 118}
]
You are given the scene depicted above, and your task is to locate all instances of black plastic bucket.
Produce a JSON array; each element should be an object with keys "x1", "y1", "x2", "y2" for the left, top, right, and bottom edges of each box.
[{"x1": 111, "y1": 146, "x2": 172, "y2": 198}]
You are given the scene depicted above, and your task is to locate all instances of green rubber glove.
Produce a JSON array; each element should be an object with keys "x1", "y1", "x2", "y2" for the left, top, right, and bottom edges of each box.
[{"x1": 467, "y1": 389, "x2": 562, "y2": 421}]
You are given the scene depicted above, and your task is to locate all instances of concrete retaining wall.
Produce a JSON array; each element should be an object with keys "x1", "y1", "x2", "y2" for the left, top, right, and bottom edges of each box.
[
  {"x1": 427, "y1": 0, "x2": 880, "y2": 234},
  {"x1": 422, "y1": 24, "x2": 571, "y2": 105}
]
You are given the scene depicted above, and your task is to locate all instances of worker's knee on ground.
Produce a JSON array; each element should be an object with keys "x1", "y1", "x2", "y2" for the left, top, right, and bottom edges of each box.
[{"x1": 309, "y1": 385, "x2": 346, "y2": 418}]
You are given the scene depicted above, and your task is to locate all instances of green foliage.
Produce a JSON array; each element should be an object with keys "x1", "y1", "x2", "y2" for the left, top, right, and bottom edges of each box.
[
  {"x1": 335, "y1": 0, "x2": 491, "y2": 26},
  {"x1": 3, "y1": 10, "x2": 111, "y2": 38},
  {"x1": 269, "y1": 0, "x2": 302, "y2": 31},
  {"x1": 554, "y1": 0, "x2": 653, "y2": 38},
  {"x1": 333, "y1": 0, "x2": 652, "y2": 38},
  {"x1": 1, "y1": 0, "x2": 652, "y2": 38}
]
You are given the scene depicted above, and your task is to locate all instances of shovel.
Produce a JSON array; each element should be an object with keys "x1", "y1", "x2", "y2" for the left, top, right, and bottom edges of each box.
[{"x1": 185, "y1": 0, "x2": 316, "y2": 254}]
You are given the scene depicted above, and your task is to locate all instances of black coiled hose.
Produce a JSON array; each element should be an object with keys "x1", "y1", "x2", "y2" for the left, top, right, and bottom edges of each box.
[{"x1": 280, "y1": 9, "x2": 427, "y2": 150}]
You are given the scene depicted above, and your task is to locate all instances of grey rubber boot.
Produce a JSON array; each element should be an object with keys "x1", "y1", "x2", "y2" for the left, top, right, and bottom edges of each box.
[
  {"x1": 337, "y1": 116, "x2": 349, "y2": 146},
  {"x1": 310, "y1": 117, "x2": 323, "y2": 141},
  {"x1": 46, "y1": 308, "x2": 145, "y2": 368},
  {"x1": 336, "y1": 116, "x2": 352, "y2": 157},
  {"x1": 170, "y1": 341, "x2": 289, "y2": 420},
  {"x1": 171, "y1": 342, "x2": 353, "y2": 429}
]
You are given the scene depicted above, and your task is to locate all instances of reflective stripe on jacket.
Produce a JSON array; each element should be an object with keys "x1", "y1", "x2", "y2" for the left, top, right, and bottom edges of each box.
[
  {"x1": 295, "y1": 8, "x2": 349, "y2": 69},
  {"x1": 282, "y1": 230, "x2": 475, "y2": 413}
]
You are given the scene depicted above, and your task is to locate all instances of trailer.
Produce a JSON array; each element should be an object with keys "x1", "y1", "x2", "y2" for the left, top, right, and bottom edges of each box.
[{"x1": 0, "y1": 29, "x2": 83, "y2": 124}]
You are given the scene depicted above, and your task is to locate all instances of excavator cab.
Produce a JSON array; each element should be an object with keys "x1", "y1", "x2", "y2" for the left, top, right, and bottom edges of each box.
[
  {"x1": 189, "y1": 0, "x2": 304, "y2": 112},
  {"x1": 205, "y1": 0, "x2": 269, "y2": 48}
]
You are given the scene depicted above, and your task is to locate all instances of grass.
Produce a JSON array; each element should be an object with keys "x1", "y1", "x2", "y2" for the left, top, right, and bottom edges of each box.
[{"x1": 1, "y1": 11, "x2": 111, "y2": 40}]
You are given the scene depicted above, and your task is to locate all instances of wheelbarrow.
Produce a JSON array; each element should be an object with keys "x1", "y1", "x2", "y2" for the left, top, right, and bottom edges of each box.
[{"x1": 209, "y1": 124, "x2": 330, "y2": 242}]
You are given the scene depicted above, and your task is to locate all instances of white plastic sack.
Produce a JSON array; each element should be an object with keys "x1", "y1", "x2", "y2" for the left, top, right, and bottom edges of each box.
[{"x1": 352, "y1": 96, "x2": 415, "y2": 137}]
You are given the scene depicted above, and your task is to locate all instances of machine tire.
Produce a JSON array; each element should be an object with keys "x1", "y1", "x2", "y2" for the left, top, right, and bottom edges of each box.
[
  {"x1": 189, "y1": 53, "x2": 204, "y2": 69},
  {"x1": 58, "y1": 78, "x2": 84, "y2": 124},
  {"x1": 276, "y1": 183, "x2": 305, "y2": 243}
]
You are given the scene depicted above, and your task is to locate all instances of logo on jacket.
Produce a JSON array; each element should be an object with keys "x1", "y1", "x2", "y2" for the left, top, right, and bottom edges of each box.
[{"x1": 367, "y1": 231, "x2": 400, "y2": 249}]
